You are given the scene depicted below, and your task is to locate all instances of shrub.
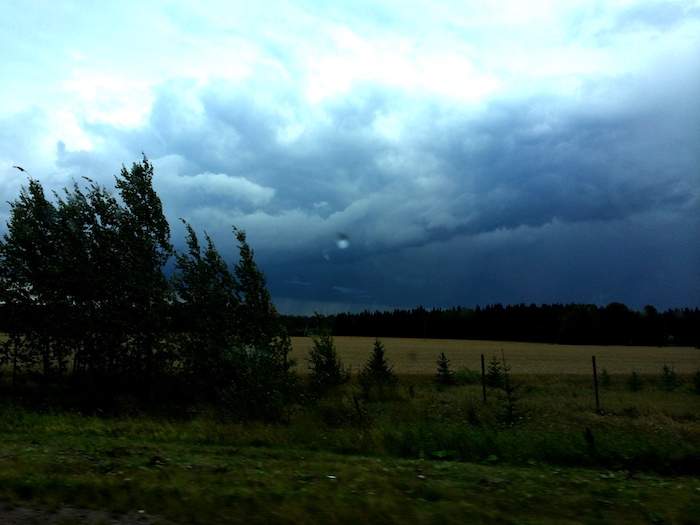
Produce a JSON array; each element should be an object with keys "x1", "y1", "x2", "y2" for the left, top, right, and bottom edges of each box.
[
  {"x1": 313, "y1": 394, "x2": 366, "y2": 428},
  {"x1": 217, "y1": 344, "x2": 298, "y2": 422},
  {"x1": 357, "y1": 339, "x2": 398, "y2": 400},
  {"x1": 454, "y1": 366, "x2": 481, "y2": 386}
]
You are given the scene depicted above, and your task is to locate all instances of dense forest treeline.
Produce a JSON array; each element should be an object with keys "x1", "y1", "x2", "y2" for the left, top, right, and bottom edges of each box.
[{"x1": 282, "y1": 303, "x2": 700, "y2": 347}]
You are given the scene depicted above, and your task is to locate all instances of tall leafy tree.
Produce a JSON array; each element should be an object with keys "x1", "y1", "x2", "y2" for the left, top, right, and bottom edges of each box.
[
  {"x1": 0, "y1": 172, "x2": 158, "y2": 399},
  {"x1": 51, "y1": 182, "x2": 97, "y2": 381},
  {"x1": 171, "y1": 224, "x2": 296, "y2": 419},
  {"x1": 0, "y1": 179, "x2": 67, "y2": 392},
  {"x1": 171, "y1": 221, "x2": 239, "y2": 399},
  {"x1": 1, "y1": 157, "x2": 296, "y2": 413},
  {"x1": 233, "y1": 227, "x2": 284, "y2": 351},
  {"x1": 58, "y1": 179, "x2": 131, "y2": 394},
  {"x1": 226, "y1": 227, "x2": 296, "y2": 419},
  {"x1": 114, "y1": 156, "x2": 173, "y2": 396}
]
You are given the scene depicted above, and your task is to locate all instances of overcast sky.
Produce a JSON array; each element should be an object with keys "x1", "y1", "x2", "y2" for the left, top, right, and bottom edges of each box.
[{"x1": 1, "y1": 1, "x2": 698, "y2": 314}]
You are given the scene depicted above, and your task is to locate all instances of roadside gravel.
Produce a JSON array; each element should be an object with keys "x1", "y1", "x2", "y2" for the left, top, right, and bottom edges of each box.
[{"x1": 0, "y1": 502, "x2": 174, "y2": 525}]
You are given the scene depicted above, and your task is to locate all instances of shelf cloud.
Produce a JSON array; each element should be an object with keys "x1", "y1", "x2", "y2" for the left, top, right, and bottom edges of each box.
[{"x1": 1, "y1": 1, "x2": 698, "y2": 313}]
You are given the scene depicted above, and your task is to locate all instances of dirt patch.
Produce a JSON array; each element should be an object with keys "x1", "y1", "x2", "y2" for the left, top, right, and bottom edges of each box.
[{"x1": 0, "y1": 502, "x2": 174, "y2": 525}]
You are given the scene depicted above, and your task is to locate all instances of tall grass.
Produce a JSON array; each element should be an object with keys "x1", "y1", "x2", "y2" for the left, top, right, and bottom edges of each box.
[
  {"x1": 1, "y1": 369, "x2": 700, "y2": 524},
  {"x1": 9, "y1": 372, "x2": 698, "y2": 471},
  {"x1": 2, "y1": 336, "x2": 700, "y2": 524}
]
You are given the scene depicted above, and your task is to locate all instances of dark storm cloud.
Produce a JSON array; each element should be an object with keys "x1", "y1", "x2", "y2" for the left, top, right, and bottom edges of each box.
[
  {"x1": 48, "y1": 65, "x2": 699, "y2": 315},
  {"x1": 2, "y1": 0, "x2": 698, "y2": 313}
]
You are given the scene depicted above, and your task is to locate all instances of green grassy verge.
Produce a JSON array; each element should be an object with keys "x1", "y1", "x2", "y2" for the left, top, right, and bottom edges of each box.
[{"x1": 1, "y1": 374, "x2": 699, "y2": 524}]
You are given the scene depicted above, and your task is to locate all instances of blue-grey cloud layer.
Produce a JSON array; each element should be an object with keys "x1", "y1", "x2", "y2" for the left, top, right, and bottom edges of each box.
[{"x1": 1, "y1": 1, "x2": 698, "y2": 313}]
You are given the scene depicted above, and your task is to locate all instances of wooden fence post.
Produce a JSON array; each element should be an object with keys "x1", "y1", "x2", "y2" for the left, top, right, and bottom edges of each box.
[
  {"x1": 481, "y1": 353, "x2": 487, "y2": 404},
  {"x1": 592, "y1": 355, "x2": 600, "y2": 413}
]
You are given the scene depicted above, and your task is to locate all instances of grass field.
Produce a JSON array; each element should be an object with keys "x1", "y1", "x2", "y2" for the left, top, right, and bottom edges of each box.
[
  {"x1": 0, "y1": 392, "x2": 699, "y2": 525},
  {"x1": 1, "y1": 337, "x2": 699, "y2": 524},
  {"x1": 291, "y1": 336, "x2": 700, "y2": 375}
]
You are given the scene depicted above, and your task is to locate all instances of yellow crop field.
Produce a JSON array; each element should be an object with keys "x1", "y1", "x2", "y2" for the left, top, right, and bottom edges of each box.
[
  {"x1": 1, "y1": 332, "x2": 697, "y2": 376},
  {"x1": 291, "y1": 336, "x2": 700, "y2": 375}
]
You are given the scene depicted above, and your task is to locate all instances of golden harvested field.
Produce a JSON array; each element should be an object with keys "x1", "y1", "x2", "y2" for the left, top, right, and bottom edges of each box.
[
  {"x1": 1, "y1": 333, "x2": 697, "y2": 376},
  {"x1": 291, "y1": 336, "x2": 700, "y2": 376}
]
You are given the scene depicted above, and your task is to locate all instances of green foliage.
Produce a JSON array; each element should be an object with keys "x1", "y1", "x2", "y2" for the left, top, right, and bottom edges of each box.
[
  {"x1": 382, "y1": 422, "x2": 499, "y2": 462},
  {"x1": 434, "y1": 352, "x2": 455, "y2": 388},
  {"x1": 454, "y1": 366, "x2": 481, "y2": 386},
  {"x1": 0, "y1": 175, "x2": 151, "y2": 396},
  {"x1": 233, "y1": 227, "x2": 287, "y2": 352},
  {"x1": 307, "y1": 314, "x2": 348, "y2": 398},
  {"x1": 661, "y1": 364, "x2": 677, "y2": 392},
  {"x1": 558, "y1": 304, "x2": 603, "y2": 344},
  {"x1": 485, "y1": 355, "x2": 505, "y2": 388},
  {"x1": 171, "y1": 221, "x2": 239, "y2": 400},
  {"x1": 2, "y1": 373, "x2": 700, "y2": 524},
  {"x1": 627, "y1": 371, "x2": 644, "y2": 392},
  {"x1": 228, "y1": 227, "x2": 297, "y2": 419},
  {"x1": 0, "y1": 157, "x2": 295, "y2": 417},
  {"x1": 600, "y1": 368, "x2": 611, "y2": 389},
  {"x1": 497, "y1": 356, "x2": 523, "y2": 426},
  {"x1": 311, "y1": 393, "x2": 369, "y2": 428},
  {"x1": 25, "y1": 158, "x2": 173, "y2": 400},
  {"x1": 357, "y1": 339, "x2": 398, "y2": 400},
  {"x1": 317, "y1": 303, "x2": 698, "y2": 346},
  {"x1": 114, "y1": 156, "x2": 174, "y2": 396},
  {"x1": 693, "y1": 370, "x2": 700, "y2": 395},
  {"x1": 171, "y1": 222, "x2": 296, "y2": 419},
  {"x1": 0, "y1": 179, "x2": 65, "y2": 390},
  {"x1": 218, "y1": 343, "x2": 298, "y2": 422},
  {"x1": 478, "y1": 354, "x2": 526, "y2": 426},
  {"x1": 3, "y1": 406, "x2": 699, "y2": 525}
]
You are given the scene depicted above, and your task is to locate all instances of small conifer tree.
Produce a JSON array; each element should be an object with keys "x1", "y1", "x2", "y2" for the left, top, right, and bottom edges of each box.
[
  {"x1": 498, "y1": 354, "x2": 522, "y2": 426},
  {"x1": 435, "y1": 352, "x2": 455, "y2": 388},
  {"x1": 358, "y1": 339, "x2": 397, "y2": 400},
  {"x1": 486, "y1": 355, "x2": 505, "y2": 388},
  {"x1": 661, "y1": 364, "x2": 677, "y2": 392},
  {"x1": 307, "y1": 314, "x2": 348, "y2": 398},
  {"x1": 692, "y1": 370, "x2": 700, "y2": 395},
  {"x1": 627, "y1": 371, "x2": 644, "y2": 392}
]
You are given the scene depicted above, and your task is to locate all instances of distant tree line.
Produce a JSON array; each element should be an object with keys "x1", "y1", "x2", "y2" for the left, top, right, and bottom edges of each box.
[
  {"x1": 0, "y1": 157, "x2": 293, "y2": 418},
  {"x1": 283, "y1": 303, "x2": 700, "y2": 347}
]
